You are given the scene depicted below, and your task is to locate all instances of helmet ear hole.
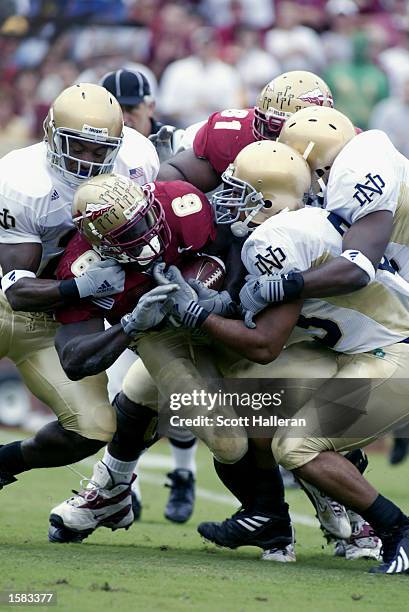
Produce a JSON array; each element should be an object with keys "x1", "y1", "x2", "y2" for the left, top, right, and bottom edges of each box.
[{"x1": 263, "y1": 200, "x2": 273, "y2": 209}]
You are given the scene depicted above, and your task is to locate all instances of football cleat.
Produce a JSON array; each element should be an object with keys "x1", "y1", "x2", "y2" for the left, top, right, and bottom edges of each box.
[
  {"x1": 48, "y1": 461, "x2": 134, "y2": 543},
  {"x1": 0, "y1": 469, "x2": 17, "y2": 490},
  {"x1": 279, "y1": 466, "x2": 300, "y2": 490},
  {"x1": 370, "y1": 525, "x2": 409, "y2": 574},
  {"x1": 261, "y1": 526, "x2": 296, "y2": 562},
  {"x1": 340, "y1": 511, "x2": 381, "y2": 560},
  {"x1": 298, "y1": 478, "x2": 351, "y2": 540},
  {"x1": 164, "y1": 469, "x2": 195, "y2": 524},
  {"x1": 131, "y1": 473, "x2": 142, "y2": 521},
  {"x1": 198, "y1": 508, "x2": 294, "y2": 559}
]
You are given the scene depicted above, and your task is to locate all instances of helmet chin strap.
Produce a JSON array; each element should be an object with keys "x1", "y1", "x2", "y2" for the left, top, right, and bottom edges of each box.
[{"x1": 230, "y1": 192, "x2": 264, "y2": 238}]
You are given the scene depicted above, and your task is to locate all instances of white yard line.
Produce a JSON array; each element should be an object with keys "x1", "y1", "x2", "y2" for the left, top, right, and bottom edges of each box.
[{"x1": 0, "y1": 430, "x2": 318, "y2": 528}]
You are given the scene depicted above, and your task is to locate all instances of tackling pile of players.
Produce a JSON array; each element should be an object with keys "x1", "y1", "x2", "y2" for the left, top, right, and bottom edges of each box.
[{"x1": 0, "y1": 69, "x2": 408, "y2": 574}]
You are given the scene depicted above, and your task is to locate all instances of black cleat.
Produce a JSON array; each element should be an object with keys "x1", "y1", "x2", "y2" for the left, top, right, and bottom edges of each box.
[
  {"x1": 389, "y1": 438, "x2": 409, "y2": 465},
  {"x1": 131, "y1": 490, "x2": 142, "y2": 522},
  {"x1": 370, "y1": 526, "x2": 409, "y2": 574},
  {"x1": 164, "y1": 469, "x2": 195, "y2": 524},
  {"x1": 198, "y1": 508, "x2": 293, "y2": 551},
  {"x1": 0, "y1": 470, "x2": 17, "y2": 490}
]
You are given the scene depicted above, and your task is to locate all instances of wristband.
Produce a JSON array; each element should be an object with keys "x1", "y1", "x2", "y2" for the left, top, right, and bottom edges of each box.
[
  {"x1": 182, "y1": 301, "x2": 210, "y2": 328},
  {"x1": 281, "y1": 272, "x2": 304, "y2": 301},
  {"x1": 59, "y1": 279, "x2": 80, "y2": 300},
  {"x1": 340, "y1": 250, "x2": 376, "y2": 283},
  {"x1": 1, "y1": 270, "x2": 36, "y2": 293}
]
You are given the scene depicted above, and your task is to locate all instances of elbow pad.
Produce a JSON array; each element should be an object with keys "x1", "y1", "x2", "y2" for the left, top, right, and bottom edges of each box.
[{"x1": 340, "y1": 250, "x2": 376, "y2": 284}]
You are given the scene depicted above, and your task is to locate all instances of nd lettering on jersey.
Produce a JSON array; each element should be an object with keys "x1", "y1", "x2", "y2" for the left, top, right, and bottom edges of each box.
[
  {"x1": 0, "y1": 208, "x2": 16, "y2": 230},
  {"x1": 352, "y1": 173, "x2": 385, "y2": 207},
  {"x1": 253, "y1": 245, "x2": 287, "y2": 274}
]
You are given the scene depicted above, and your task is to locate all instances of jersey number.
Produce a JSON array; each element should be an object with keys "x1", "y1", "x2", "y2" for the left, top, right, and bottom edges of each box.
[
  {"x1": 214, "y1": 109, "x2": 249, "y2": 131},
  {"x1": 297, "y1": 314, "x2": 342, "y2": 349}
]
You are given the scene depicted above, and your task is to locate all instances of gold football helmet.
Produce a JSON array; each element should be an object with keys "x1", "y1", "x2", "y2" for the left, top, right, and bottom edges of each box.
[
  {"x1": 253, "y1": 71, "x2": 334, "y2": 141},
  {"x1": 72, "y1": 174, "x2": 171, "y2": 265},
  {"x1": 44, "y1": 83, "x2": 124, "y2": 187},
  {"x1": 278, "y1": 106, "x2": 356, "y2": 192},
  {"x1": 212, "y1": 141, "x2": 311, "y2": 236}
]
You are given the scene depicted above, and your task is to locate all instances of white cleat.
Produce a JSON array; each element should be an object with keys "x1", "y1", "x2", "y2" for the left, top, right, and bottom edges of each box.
[
  {"x1": 335, "y1": 511, "x2": 382, "y2": 561},
  {"x1": 299, "y1": 478, "x2": 351, "y2": 540},
  {"x1": 48, "y1": 461, "x2": 134, "y2": 543},
  {"x1": 261, "y1": 526, "x2": 296, "y2": 562}
]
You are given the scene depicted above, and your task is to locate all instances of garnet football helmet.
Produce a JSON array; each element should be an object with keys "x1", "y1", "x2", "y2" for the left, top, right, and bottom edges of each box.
[
  {"x1": 44, "y1": 83, "x2": 123, "y2": 187},
  {"x1": 212, "y1": 141, "x2": 311, "y2": 236},
  {"x1": 253, "y1": 71, "x2": 334, "y2": 141},
  {"x1": 72, "y1": 174, "x2": 171, "y2": 265}
]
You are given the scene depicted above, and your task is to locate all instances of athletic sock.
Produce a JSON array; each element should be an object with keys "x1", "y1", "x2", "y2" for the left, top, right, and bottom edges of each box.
[
  {"x1": 93, "y1": 448, "x2": 137, "y2": 486},
  {"x1": 169, "y1": 437, "x2": 197, "y2": 474},
  {"x1": 251, "y1": 465, "x2": 289, "y2": 520},
  {"x1": 361, "y1": 494, "x2": 409, "y2": 534}
]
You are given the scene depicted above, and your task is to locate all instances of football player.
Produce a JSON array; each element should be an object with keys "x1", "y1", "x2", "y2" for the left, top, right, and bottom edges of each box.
[
  {"x1": 0, "y1": 84, "x2": 159, "y2": 502},
  {"x1": 158, "y1": 141, "x2": 409, "y2": 574},
  {"x1": 48, "y1": 173, "x2": 254, "y2": 543},
  {"x1": 101, "y1": 68, "x2": 204, "y2": 522},
  {"x1": 158, "y1": 70, "x2": 334, "y2": 192}
]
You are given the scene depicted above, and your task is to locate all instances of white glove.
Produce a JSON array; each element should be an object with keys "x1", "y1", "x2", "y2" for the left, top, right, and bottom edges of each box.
[
  {"x1": 188, "y1": 279, "x2": 236, "y2": 317},
  {"x1": 121, "y1": 284, "x2": 179, "y2": 338},
  {"x1": 74, "y1": 259, "x2": 125, "y2": 299},
  {"x1": 149, "y1": 125, "x2": 176, "y2": 163},
  {"x1": 153, "y1": 263, "x2": 210, "y2": 328}
]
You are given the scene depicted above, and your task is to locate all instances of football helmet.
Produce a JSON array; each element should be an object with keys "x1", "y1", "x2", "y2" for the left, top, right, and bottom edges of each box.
[
  {"x1": 212, "y1": 141, "x2": 311, "y2": 236},
  {"x1": 253, "y1": 71, "x2": 334, "y2": 141},
  {"x1": 278, "y1": 106, "x2": 356, "y2": 193},
  {"x1": 44, "y1": 83, "x2": 124, "y2": 187},
  {"x1": 72, "y1": 174, "x2": 171, "y2": 265}
]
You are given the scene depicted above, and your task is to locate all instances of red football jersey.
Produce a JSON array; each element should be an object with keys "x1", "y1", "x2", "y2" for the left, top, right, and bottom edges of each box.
[
  {"x1": 55, "y1": 180, "x2": 216, "y2": 325},
  {"x1": 193, "y1": 108, "x2": 256, "y2": 175}
]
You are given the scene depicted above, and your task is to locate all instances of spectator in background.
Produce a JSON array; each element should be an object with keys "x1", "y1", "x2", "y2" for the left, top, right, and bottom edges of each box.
[
  {"x1": 158, "y1": 26, "x2": 243, "y2": 126},
  {"x1": 370, "y1": 75, "x2": 409, "y2": 158},
  {"x1": 324, "y1": 31, "x2": 388, "y2": 128},
  {"x1": 321, "y1": 0, "x2": 358, "y2": 64},
  {"x1": 264, "y1": 0, "x2": 326, "y2": 73},
  {"x1": 378, "y1": 23, "x2": 409, "y2": 97},
  {"x1": 101, "y1": 68, "x2": 159, "y2": 138},
  {"x1": 0, "y1": 88, "x2": 31, "y2": 157}
]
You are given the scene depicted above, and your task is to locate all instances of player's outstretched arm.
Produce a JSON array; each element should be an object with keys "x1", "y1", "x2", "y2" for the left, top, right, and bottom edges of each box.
[
  {"x1": 202, "y1": 300, "x2": 302, "y2": 364},
  {"x1": 0, "y1": 243, "x2": 125, "y2": 312},
  {"x1": 300, "y1": 210, "x2": 393, "y2": 298},
  {"x1": 157, "y1": 148, "x2": 221, "y2": 193},
  {"x1": 55, "y1": 318, "x2": 133, "y2": 381}
]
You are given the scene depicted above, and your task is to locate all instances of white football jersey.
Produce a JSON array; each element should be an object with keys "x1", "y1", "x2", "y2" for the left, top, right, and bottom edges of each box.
[
  {"x1": 0, "y1": 126, "x2": 159, "y2": 274},
  {"x1": 325, "y1": 129, "x2": 409, "y2": 279},
  {"x1": 242, "y1": 207, "x2": 409, "y2": 353}
]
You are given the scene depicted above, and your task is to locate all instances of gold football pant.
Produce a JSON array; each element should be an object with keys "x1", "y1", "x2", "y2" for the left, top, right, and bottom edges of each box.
[
  {"x1": 271, "y1": 342, "x2": 409, "y2": 470},
  {"x1": 122, "y1": 329, "x2": 334, "y2": 462},
  {"x1": 0, "y1": 291, "x2": 115, "y2": 441}
]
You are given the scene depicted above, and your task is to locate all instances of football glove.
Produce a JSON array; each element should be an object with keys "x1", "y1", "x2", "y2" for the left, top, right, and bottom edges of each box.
[
  {"x1": 121, "y1": 284, "x2": 179, "y2": 338},
  {"x1": 239, "y1": 272, "x2": 304, "y2": 329},
  {"x1": 188, "y1": 279, "x2": 236, "y2": 317},
  {"x1": 74, "y1": 259, "x2": 125, "y2": 299},
  {"x1": 153, "y1": 263, "x2": 210, "y2": 329},
  {"x1": 149, "y1": 125, "x2": 176, "y2": 163}
]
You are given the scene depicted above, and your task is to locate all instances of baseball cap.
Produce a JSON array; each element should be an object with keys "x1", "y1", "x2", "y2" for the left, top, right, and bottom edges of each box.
[{"x1": 100, "y1": 69, "x2": 151, "y2": 106}]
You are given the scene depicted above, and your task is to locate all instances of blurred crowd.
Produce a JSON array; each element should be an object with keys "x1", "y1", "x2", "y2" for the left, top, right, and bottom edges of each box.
[{"x1": 1, "y1": 0, "x2": 409, "y2": 155}]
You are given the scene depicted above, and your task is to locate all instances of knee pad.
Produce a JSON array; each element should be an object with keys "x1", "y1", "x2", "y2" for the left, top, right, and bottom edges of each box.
[
  {"x1": 60, "y1": 401, "x2": 116, "y2": 443},
  {"x1": 210, "y1": 436, "x2": 248, "y2": 465},
  {"x1": 111, "y1": 392, "x2": 159, "y2": 453}
]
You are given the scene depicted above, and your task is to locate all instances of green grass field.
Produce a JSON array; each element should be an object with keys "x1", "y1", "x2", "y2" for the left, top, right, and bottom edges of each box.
[{"x1": 0, "y1": 432, "x2": 408, "y2": 612}]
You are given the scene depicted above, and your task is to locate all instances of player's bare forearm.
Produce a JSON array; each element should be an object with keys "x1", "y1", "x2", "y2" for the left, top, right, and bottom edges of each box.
[
  {"x1": 301, "y1": 258, "x2": 368, "y2": 298},
  {"x1": 204, "y1": 227, "x2": 246, "y2": 301},
  {"x1": 5, "y1": 278, "x2": 67, "y2": 311},
  {"x1": 55, "y1": 319, "x2": 132, "y2": 380},
  {"x1": 301, "y1": 210, "x2": 393, "y2": 298},
  {"x1": 202, "y1": 300, "x2": 302, "y2": 364}
]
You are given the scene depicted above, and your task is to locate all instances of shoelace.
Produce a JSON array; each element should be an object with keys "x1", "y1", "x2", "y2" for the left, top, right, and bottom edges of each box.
[
  {"x1": 327, "y1": 498, "x2": 346, "y2": 517},
  {"x1": 165, "y1": 473, "x2": 193, "y2": 503},
  {"x1": 69, "y1": 478, "x2": 102, "y2": 504}
]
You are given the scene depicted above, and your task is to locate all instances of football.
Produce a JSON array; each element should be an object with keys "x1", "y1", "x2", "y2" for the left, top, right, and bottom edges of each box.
[{"x1": 179, "y1": 254, "x2": 226, "y2": 291}]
